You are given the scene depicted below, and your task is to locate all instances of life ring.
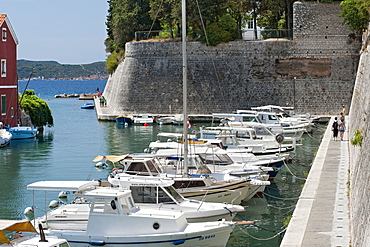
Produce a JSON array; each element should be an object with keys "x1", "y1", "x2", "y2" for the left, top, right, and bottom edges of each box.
[{"x1": 275, "y1": 134, "x2": 285, "y2": 144}]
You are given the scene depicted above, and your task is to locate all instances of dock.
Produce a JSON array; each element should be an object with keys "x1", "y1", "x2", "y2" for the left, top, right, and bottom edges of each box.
[
  {"x1": 280, "y1": 116, "x2": 350, "y2": 246},
  {"x1": 54, "y1": 93, "x2": 98, "y2": 100}
]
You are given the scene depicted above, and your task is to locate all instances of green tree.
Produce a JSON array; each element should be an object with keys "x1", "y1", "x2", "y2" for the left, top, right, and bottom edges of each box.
[
  {"x1": 19, "y1": 90, "x2": 54, "y2": 128},
  {"x1": 201, "y1": 14, "x2": 238, "y2": 45},
  {"x1": 187, "y1": 0, "x2": 229, "y2": 40},
  {"x1": 227, "y1": 0, "x2": 254, "y2": 39},
  {"x1": 339, "y1": 0, "x2": 370, "y2": 33},
  {"x1": 149, "y1": 0, "x2": 181, "y2": 39},
  {"x1": 105, "y1": 0, "x2": 159, "y2": 51}
]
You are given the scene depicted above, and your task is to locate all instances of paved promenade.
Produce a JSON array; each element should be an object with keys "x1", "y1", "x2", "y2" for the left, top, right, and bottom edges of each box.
[{"x1": 280, "y1": 117, "x2": 350, "y2": 246}]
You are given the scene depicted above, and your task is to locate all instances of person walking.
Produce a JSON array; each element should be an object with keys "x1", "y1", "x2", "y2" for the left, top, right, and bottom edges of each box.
[
  {"x1": 339, "y1": 119, "x2": 346, "y2": 141},
  {"x1": 332, "y1": 117, "x2": 339, "y2": 141},
  {"x1": 100, "y1": 96, "x2": 106, "y2": 107},
  {"x1": 342, "y1": 105, "x2": 347, "y2": 115}
]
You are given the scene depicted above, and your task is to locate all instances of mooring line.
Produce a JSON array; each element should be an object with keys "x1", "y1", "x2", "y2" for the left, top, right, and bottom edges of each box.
[
  {"x1": 235, "y1": 225, "x2": 287, "y2": 241},
  {"x1": 263, "y1": 192, "x2": 300, "y2": 201}
]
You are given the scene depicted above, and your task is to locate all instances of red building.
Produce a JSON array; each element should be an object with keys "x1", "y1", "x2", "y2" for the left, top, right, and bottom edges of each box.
[{"x1": 0, "y1": 14, "x2": 18, "y2": 126}]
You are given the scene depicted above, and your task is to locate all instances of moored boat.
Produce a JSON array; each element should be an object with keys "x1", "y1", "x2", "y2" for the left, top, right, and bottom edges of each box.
[
  {"x1": 80, "y1": 102, "x2": 95, "y2": 109},
  {"x1": 115, "y1": 115, "x2": 133, "y2": 125},
  {"x1": 0, "y1": 124, "x2": 12, "y2": 147},
  {"x1": 6, "y1": 126, "x2": 38, "y2": 140},
  {"x1": 27, "y1": 180, "x2": 240, "y2": 247},
  {"x1": 0, "y1": 219, "x2": 69, "y2": 247}
]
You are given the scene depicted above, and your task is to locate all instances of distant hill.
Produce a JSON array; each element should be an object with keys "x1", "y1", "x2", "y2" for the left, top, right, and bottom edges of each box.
[{"x1": 17, "y1": 60, "x2": 108, "y2": 80}]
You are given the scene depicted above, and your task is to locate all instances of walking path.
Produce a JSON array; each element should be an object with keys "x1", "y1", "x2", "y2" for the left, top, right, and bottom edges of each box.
[{"x1": 280, "y1": 117, "x2": 350, "y2": 246}]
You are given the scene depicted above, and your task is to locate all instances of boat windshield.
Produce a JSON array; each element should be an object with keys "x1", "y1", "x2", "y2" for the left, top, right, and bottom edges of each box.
[
  {"x1": 130, "y1": 186, "x2": 178, "y2": 204},
  {"x1": 165, "y1": 186, "x2": 185, "y2": 203},
  {"x1": 198, "y1": 153, "x2": 233, "y2": 165}
]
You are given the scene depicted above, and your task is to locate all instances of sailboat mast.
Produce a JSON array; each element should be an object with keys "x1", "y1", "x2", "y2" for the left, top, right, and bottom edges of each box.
[{"x1": 182, "y1": 0, "x2": 188, "y2": 175}]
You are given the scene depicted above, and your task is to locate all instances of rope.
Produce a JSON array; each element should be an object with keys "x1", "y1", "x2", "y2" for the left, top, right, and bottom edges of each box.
[
  {"x1": 263, "y1": 192, "x2": 300, "y2": 201},
  {"x1": 267, "y1": 203, "x2": 296, "y2": 210},
  {"x1": 146, "y1": 0, "x2": 165, "y2": 39},
  {"x1": 235, "y1": 225, "x2": 287, "y2": 241},
  {"x1": 194, "y1": 0, "x2": 227, "y2": 104},
  {"x1": 282, "y1": 160, "x2": 307, "y2": 180}
]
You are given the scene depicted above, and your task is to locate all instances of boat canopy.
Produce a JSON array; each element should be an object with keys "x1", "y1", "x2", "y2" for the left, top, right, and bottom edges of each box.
[
  {"x1": 93, "y1": 154, "x2": 129, "y2": 163},
  {"x1": 157, "y1": 132, "x2": 196, "y2": 139},
  {"x1": 27, "y1": 181, "x2": 99, "y2": 192},
  {"x1": 0, "y1": 220, "x2": 37, "y2": 244}
]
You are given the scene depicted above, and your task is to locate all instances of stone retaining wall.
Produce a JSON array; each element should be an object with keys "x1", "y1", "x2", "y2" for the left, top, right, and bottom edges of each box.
[
  {"x1": 349, "y1": 48, "x2": 370, "y2": 246},
  {"x1": 103, "y1": 1, "x2": 361, "y2": 116}
]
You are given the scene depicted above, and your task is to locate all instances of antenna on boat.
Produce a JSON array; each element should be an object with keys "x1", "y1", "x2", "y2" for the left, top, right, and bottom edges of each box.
[
  {"x1": 182, "y1": 0, "x2": 188, "y2": 175},
  {"x1": 38, "y1": 223, "x2": 48, "y2": 242}
]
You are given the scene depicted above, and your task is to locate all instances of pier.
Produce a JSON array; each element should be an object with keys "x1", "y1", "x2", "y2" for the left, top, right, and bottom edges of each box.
[{"x1": 281, "y1": 116, "x2": 350, "y2": 246}]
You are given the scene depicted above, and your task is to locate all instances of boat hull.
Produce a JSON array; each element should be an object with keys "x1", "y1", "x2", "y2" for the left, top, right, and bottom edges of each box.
[
  {"x1": 7, "y1": 126, "x2": 38, "y2": 139},
  {"x1": 116, "y1": 116, "x2": 133, "y2": 125},
  {"x1": 48, "y1": 222, "x2": 233, "y2": 247}
]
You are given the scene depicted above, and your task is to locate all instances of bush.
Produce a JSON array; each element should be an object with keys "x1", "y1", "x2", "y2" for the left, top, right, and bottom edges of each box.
[{"x1": 20, "y1": 90, "x2": 54, "y2": 127}]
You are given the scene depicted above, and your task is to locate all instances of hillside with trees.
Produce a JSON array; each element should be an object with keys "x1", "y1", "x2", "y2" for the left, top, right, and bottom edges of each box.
[{"x1": 17, "y1": 60, "x2": 108, "y2": 80}]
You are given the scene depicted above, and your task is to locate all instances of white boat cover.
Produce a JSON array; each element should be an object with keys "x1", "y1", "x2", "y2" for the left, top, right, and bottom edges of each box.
[{"x1": 27, "y1": 181, "x2": 99, "y2": 191}]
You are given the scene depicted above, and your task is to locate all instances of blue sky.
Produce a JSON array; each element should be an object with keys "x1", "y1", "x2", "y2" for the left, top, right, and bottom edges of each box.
[{"x1": 0, "y1": 0, "x2": 109, "y2": 64}]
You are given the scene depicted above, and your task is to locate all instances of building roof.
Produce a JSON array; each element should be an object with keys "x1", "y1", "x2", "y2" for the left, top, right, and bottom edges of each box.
[{"x1": 0, "y1": 14, "x2": 19, "y2": 45}]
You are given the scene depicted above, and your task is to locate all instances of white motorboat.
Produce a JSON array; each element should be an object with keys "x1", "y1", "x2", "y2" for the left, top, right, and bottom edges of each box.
[
  {"x1": 0, "y1": 219, "x2": 69, "y2": 247},
  {"x1": 27, "y1": 181, "x2": 241, "y2": 247},
  {"x1": 33, "y1": 177, "x2": 245, "y2": 227},
  {"x1": 199, "y1": 125, "x2": 296, "y2": 155},
  {"x1": 0, "y1": 128, "x2": 12, "y2": 147},
  {"x1": 156, "y1": 116, "x2": 175, "y2": 125},
  {"x1": 99, "y1": 155, "x2": 252, "y2": 204},
  {"x1": 133, "y1": 113, "x2": 155, "y2": 124}
]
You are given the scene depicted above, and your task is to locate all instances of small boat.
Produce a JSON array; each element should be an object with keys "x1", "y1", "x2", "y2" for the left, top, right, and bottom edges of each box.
[
  {"x1": 80, "y1": 102, "x2": 95, "y2": 109},
  {"x1": 115, "y1": 115, "x2": 133, "y2": 125},
  {"x1": 156, "y1": 116, "x2": 175, "y2": 125},
  {"x1": 0, "y1": 219, "x2": 69, "y2": 247},
  {"x1": 27, "y1": 180, "x2": 240, "y2": 247},
  {"x1": 133, "y1": 113, "x2": 155, "y2": 124},
  {"x1": 6, "y1": 125, "x2": 38, "y2": 140},
  {"x1": 0, "y1": 125, "x2": 12, "y2": 147}
]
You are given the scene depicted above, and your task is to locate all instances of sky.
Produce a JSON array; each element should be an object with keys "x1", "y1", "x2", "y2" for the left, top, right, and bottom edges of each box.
[{"x1": 0, "y1": 0, "x2": 109, "y2": 64}]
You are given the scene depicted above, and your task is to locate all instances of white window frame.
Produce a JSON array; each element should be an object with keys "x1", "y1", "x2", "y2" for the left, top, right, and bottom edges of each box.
[
  {"x1": 1, "y1": 94, "x2": 6, "y2": 116},
  {"x1": 2, "y1": 28, "x2": 6, "y2": 41},
  {"x1": 247, "y1": 20, "x2": 254, "y2": 30},
  {"x1": 1, "y1": 59, "x2": 6, "y2": 77}
]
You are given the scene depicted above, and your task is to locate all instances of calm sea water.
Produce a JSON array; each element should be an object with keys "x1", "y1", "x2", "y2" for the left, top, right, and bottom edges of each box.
[{"x1": 0, "y1": 80, "x2": 326, "y2": 246}]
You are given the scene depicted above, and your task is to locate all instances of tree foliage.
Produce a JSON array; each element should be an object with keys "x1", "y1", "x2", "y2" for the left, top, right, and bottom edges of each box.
[
  {"x1": 105, "y1": 0, "x2": 298, "y2": 55},
  {"x1": 339, "y1": 0, "x2": 370, "y2": 33},
  {"x1": 19, "y1": 90, "x2": 54, "y2": 128}
]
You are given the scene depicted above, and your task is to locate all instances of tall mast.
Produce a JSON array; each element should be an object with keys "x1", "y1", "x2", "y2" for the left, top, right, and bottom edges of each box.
[{"x1": 182, "y1": 0, "x2": 188, "y2": 175}]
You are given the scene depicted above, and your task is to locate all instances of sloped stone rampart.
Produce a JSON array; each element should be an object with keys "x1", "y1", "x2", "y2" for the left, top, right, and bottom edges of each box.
[
  {"x1": 103, "y1": 1, "x2": 361, "y2": 116},
  {"x1": 348, "y1": 48, "x2": 370, "y2": 246}
]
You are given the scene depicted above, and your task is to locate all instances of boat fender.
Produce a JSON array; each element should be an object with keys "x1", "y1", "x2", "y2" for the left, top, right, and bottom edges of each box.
[
  {"x1": 110, "y1": 200, "x2": 117, "y2": 210},
  {"x1": 24, "y1": 207, "x2": 34, "y2": 216},
  {"x1": 89, "y1": 241, "x2": 106, "y2": 246},
  {"x1": 58, "y1": 191, "x2": 69, "y2": 198},
  {"x1": 49, "y1": 200, "x2": 59, "y2": 208},
  {"x1": 173, "y1": 239, "x2": 185, "y2": 245},
  {"x1": 95, "y1": 162, "x2": 107, "y2": 168}
]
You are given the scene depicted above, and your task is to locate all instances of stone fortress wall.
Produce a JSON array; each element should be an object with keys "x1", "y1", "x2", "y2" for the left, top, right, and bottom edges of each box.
[
  {"x1": 348, "y1": 29, "x2": 370, "y2": 245},
  {"x1": 103, "y1": 1, "x2": 361, "y2": 116}
]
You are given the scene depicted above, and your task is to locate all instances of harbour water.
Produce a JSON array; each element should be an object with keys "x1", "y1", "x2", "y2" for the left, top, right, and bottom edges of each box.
[{"x1": 0, "y1": 80, "x2": 326, "y2": 246}]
